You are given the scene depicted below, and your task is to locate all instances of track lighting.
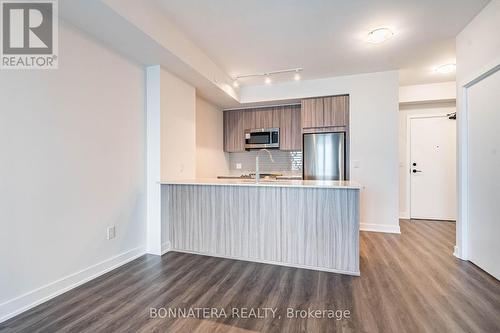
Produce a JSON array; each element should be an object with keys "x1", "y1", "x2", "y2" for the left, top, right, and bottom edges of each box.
[{"x1": 233, "y1": 68, "x2": 303, "y2": 87}]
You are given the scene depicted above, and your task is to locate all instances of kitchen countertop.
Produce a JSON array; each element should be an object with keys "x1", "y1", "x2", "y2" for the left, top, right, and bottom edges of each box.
[{"x1": 160, "y1": 178, "x2": 361, "y2": 189}]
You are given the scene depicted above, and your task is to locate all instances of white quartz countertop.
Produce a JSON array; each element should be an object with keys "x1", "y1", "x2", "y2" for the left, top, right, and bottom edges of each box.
[{"x1": 160, "y1": 178, "x2": 361, "y2": 189}]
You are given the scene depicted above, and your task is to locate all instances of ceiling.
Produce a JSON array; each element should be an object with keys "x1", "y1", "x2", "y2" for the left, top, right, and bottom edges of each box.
[{"x1": 154, "y1": 0, "x2": 489, "y2": 86}]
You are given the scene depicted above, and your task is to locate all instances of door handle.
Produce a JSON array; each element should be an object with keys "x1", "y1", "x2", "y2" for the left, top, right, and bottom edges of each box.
[{"x1": 412, "y1": 169, "x2": 422, "y2": 173}]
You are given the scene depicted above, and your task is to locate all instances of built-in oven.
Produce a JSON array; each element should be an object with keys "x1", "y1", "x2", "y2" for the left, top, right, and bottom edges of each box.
[{"x1": 244, "y1": 128, "x2": 280, "y2": 150}]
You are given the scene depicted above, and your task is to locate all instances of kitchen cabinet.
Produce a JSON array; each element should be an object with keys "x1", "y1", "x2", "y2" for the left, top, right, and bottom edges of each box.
[
  {"x1": 279, "y1": 105, "x2": 301, "y2": 150},
  {"x1": 242, "y1": 110, "x2": 255, "y2": 130},
  {"x1": 242, "y1": 108, "x2": 277, "y2": 129},
  {"x1": 223, "y1": 105, "x2": 301, "y2": 152},
  {"x1": 223, "y1": 111, "x2": 245, "y2": 152},
  {"x1": 301, "y1": 98, "x2": 324, "y2": 128},
  {"x1": 254, "y1": 109, "x2": 274, "y2": 128},
  {"x1": 301, "y1": 95, "x2": 349, "y2": 128},
  {"x1": 324, "y1": 95, "x2": 348, "y2": 127}
]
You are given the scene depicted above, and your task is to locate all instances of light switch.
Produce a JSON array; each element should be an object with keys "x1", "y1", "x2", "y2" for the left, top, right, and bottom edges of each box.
[
  {"x1": 236, "y1": 163, "x2": 242, "y2": 169},
  {"x1": 353, "y1": 160, "x2": 360, "y2": 168}
]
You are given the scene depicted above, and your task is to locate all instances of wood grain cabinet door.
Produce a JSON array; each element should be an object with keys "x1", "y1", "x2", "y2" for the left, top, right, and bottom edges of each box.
[
  {"x1": 279, "y1": 105, "x2": 302, "y2": 151},
  {"x1": 290, "y1": 106, "x2": 302, "y2": 150},
  {"x1": 301, "y1": 98, "x2": 324, "y2": 128},
  {"x1": 242, "y1": 109, "x2": 256, "y2": 131},
  {"x1": 223, "y1": 111, "x2": 245, "y2": 152},
  {"x1": 324, "y1": 95, "x2": 348, "y2": 127},
  {"x1": 253, "y1": 109, "x2": 274, "y2": 129}
]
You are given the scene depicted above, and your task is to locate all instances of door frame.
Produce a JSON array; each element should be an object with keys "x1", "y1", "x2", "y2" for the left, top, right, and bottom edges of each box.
[
  {"x1": 456, "y1": 57, "x2": 500, "y2": 260},
  {"x1": 406, "y1": 113, "x2": 455, "y2": 221}
]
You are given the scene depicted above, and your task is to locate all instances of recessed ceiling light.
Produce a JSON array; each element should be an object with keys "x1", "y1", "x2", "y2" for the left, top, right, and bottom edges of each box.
[
  {"x1": 367, "y1": 28, "x2": 394, "y2": 44},
  {"x1": 265, "y1": 76, "x2": 271, "y2": 85},
  {"x1": 294, "y1": 72, "x2": 301, "y2": 81},
  {"x1": 435, "y1": 63, "x2": 456, "y2": 74},
  {"x1": 233, "y1": 79, "x2": 239, "y2": 88}
]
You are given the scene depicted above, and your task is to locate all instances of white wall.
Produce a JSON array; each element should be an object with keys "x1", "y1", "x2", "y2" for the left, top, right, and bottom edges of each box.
[
  {"x1": 399, "y1": 81, "x2": 456, "y2": 104},
  {"x1": 0, "y1": 22, "x2": 146, "y2": 321},
  {"x1": 398, "y1": 102, "x2": 456, "y2": 218},
  {"x1": 146, "y1": 66, "x2": 162, "y2": 255},
  {"x1": 152, "y1": 68, "x2": 198, "y2": 251},
  {"x1": 456, "y1": 0, "x2": 500, "y2": 83},
  {"x1": 241, "y1": 71, "x2": 400, "y2": 233},
  {"x1": 195, "y1": 97, "x2": 229, "y2": 178},
  {"x1": 160, "y1": 68, "x2": 196, "y2": 180},
  {"x1": 456, "y1": 0, "x2": 500, "y2": 276}
]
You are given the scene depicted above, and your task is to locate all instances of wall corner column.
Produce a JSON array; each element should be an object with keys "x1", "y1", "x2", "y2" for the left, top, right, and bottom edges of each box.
[{"x1": 146, "y1": 65, "x2": 162, "y2": 255}]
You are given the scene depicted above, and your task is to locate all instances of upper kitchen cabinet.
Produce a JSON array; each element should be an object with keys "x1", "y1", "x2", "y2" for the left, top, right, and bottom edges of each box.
[
  {"x1": 279, "y1": 105, "x2": 301, "y2": 151},
  {"x1": 324, "y1": 95, "x2": 349, "y2": 127},
  {"x1": 301, "y1": 98, "x2": 324, "y2": 128},
  {"x1": 301, "y1": 95, "x2": 349, "y2": 129},
  {"x1": 254, "y1": 109, "x2": 275, "y2": 129},
  {"x1": 223, "y1": 105, "x2": 301, "y2": 152},
  {"x1": 223, "y1": 111, "x2": 245, "y2": 152},
  {"x1": 242, "y1": 108, "x2": 278, "y2": 129}
]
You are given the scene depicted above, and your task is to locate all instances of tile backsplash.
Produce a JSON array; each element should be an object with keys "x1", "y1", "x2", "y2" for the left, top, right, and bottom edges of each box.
[{"x1": 227, "y1": 150, "x2": 302, "y2": 176}]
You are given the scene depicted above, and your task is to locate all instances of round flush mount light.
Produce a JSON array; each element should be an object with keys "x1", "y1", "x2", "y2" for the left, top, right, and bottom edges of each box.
[
  {"x1": 435, "y1": 63, "x2": 456, "y2": 74},
  {"x1": 367, "y1": 28, "x2": 394, "y2": 44}
]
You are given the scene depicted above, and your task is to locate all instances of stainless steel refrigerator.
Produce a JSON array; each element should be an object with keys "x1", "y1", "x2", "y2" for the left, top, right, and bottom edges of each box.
[{"x1": 303, "y1": 132, "x2": 346, "y2": 180}]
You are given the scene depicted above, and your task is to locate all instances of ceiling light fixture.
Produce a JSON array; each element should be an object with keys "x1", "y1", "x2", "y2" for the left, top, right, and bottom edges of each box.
[
  {"x1": 435, "y1": 63, "x2": 456, "y2": 74},
  {"x1": 367, "y1": 28, "x2": 394, "y2": 44},
  {"x1": 233, "y1": 68, "x2": 303, "y2": 86}
]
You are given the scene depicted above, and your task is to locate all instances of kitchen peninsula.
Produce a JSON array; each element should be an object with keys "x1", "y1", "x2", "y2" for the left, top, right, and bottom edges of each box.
[{"x1": 161, "y1": 179, "x2": 360, "y2": 275}]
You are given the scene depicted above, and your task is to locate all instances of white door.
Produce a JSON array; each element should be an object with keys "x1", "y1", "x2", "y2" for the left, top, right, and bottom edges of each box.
[
  {"x1": 467, "y1": 69, "x2": 500, "y2": 279},
  {"x1": 410, "y1": 116, "x2": 456, "y2": 220}
]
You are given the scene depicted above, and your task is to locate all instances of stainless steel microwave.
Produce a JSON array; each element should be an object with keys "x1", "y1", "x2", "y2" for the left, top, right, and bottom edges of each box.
[{"x1": 244, "y1": 128, "x2": 280, "y2": 150}]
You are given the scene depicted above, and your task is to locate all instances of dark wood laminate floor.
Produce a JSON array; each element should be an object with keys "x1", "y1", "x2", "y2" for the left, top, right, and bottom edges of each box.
[{"x1": 1, "y1": 220, "x2": 499, "y2": 333}]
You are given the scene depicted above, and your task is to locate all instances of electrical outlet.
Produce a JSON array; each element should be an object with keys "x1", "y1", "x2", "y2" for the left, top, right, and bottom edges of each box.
[
  {"x1": 236, "y1": 163, "x2": 242, "y2": 170},
  {"x1": 107, "y1": 226, "x2": 115, "y2": 240}
]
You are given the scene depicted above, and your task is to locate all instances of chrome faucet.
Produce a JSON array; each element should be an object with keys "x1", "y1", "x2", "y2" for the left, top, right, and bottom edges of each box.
[{"x1": 255, "y1": 149, "x2": 274, "y2": 181}]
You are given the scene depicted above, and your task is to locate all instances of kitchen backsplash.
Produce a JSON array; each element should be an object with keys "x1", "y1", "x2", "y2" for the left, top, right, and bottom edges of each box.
[{"x1": 227, "y1": 150, "x2": 302, "y2": 176}]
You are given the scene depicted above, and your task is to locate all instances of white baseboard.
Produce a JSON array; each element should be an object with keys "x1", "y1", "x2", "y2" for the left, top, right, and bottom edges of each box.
[
  {"x1": 161, "y1": 241, "x2": 171, "y2": 255},
  {"x1": 453, "y1": 246, "x2": 463, "y2": 260},
  {"x1": 360, "y1": 223, "x2": 401, "y2": 234},
  {"x1": 0, "y1": 246, "x2": 145, "y2": 324}
]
